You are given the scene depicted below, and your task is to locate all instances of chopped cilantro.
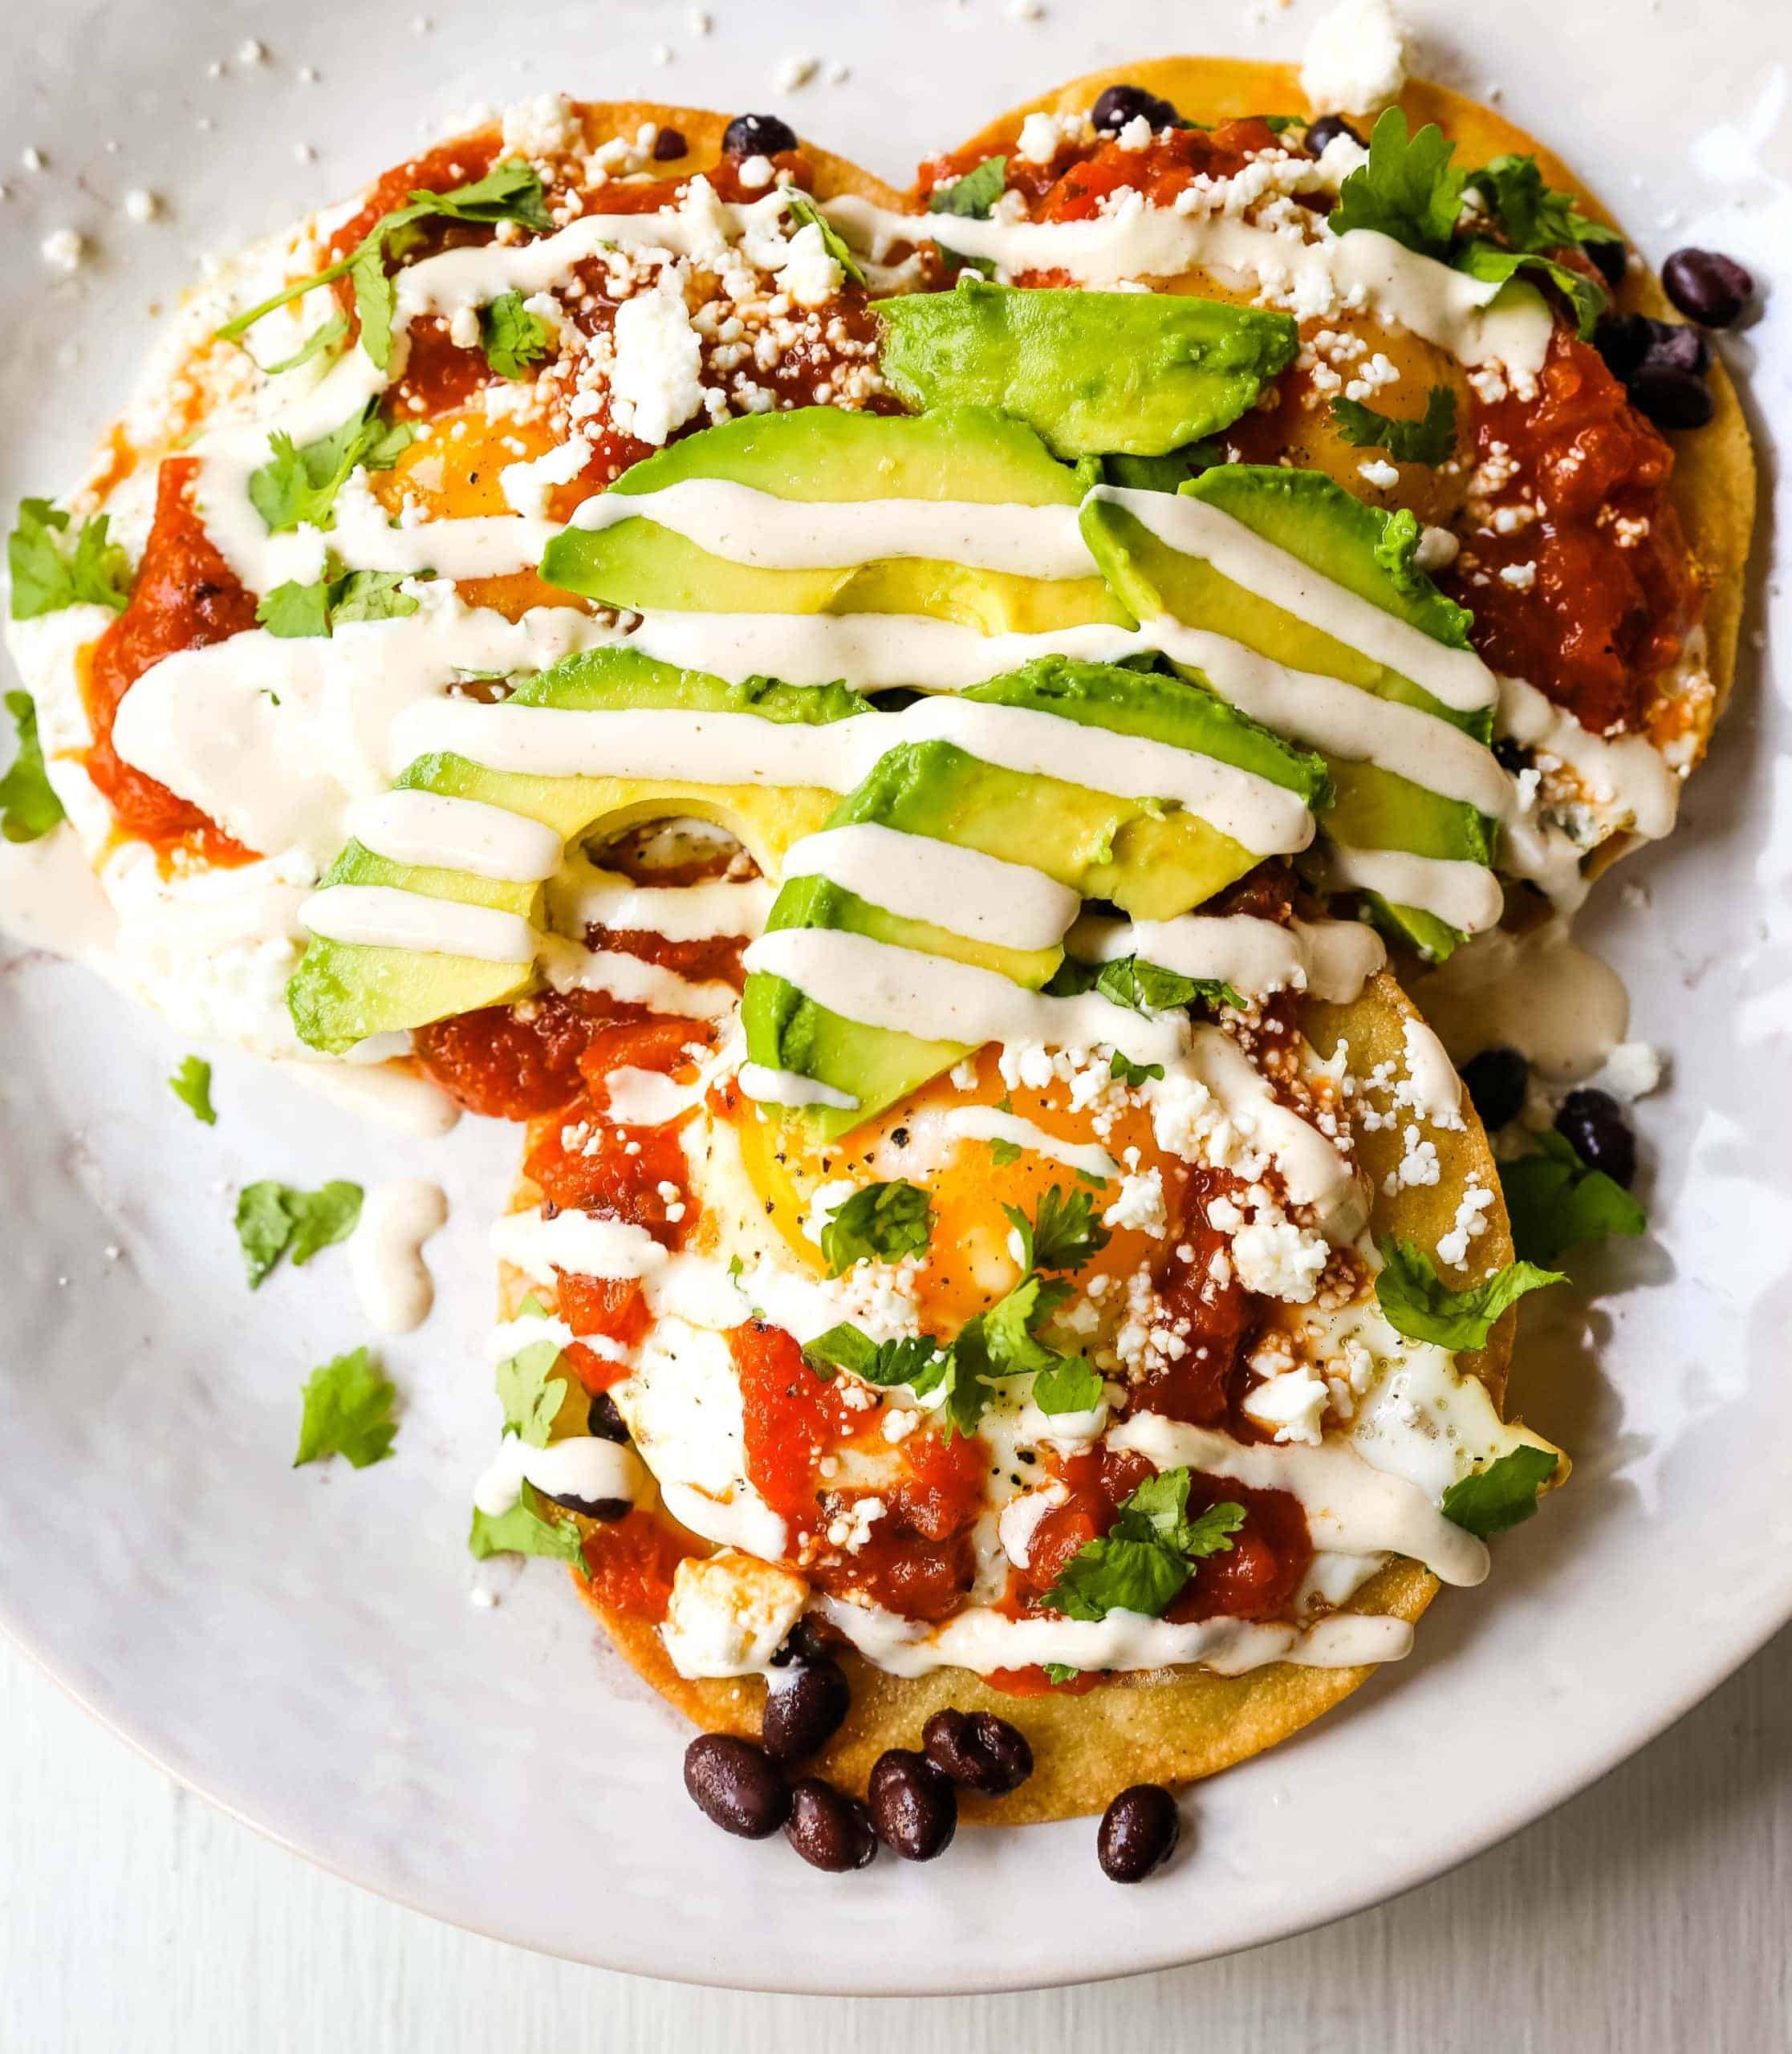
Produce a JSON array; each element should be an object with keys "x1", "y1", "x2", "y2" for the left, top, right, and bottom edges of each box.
[
  {"x1": 1031, "y1": 1355, "x2": 1105, "y2": 1416},
  {"x1": 244, "y1": 311, "x2": 351, "y2": 377},
  {"x1": 1469, "y1": 154, "x2": 1622, "y2": 258},
  {"x1": 1111, "y1": 1050, "x2": 1164, "y2": 1089},
  {"x1": 258, "y1": 560, "x2": 425, "y2": 638},
  {"x1": 936, "y1": 246, "x2": 998, "y2": 279},
  {"x1": 783, "y1": 190, "x2": 866, "y2": 286},
  {"x1": 1331, "y1": 384, "x2": 1457, "y2": 467},
  {"x1": 217, "y1": 159, "x2": 551, "y2": 369},
  {"x1": 802, "y1": 1325, "x2": 954, "y2": 1396},
  {"x1": 1, "y1": 691, "x2": 64, "y2": 843},
  {"x1": 247, "y1": 400, "x2": 415, "y2": 534},
  {"x1": 8, "y1": 498, "x2": 132, "y2": 619},
  {"x1": 1044, "y1": 1467, "x2": 1245, "y2": 1622},
  {"x1": 234, "y1": 1178, "x2": 363, "y2": 1288},
  {"x1": 169, "y1": 1056, "x2": 217, "y2": 1126},
  {"x1": 1440, "y1": 1443, "x2": 1559, "y2": 1537},
  {"x1": 294, "y1": 1346, "x2": 398, "y2": 1468},
  {"x1": 496, "y1": 1335, "x2": 570, "y2": 1447},
  {"x1": 1042, "y1": 1662, "x2": 1080, "y2": 1685},
  {"x1": 468, "y1": 1479, "x2": 587, "y2": 1566},
  {"x1": 928, "y1": 154, "x2": 1008, "y2": 221},
  {"x1": 1455, "y1": 239, "x2": 1606, "y2": 341},
  {"x1": 1497, "y1": 1130, "x2": 1646, "y2": 1265},
  {"x1": 820, "y1": 1179, "x2": 934, "y2": 1276},
  {"x1": 978, "y1": 1273, "x2": 1074, "y2": 1378},
  {"x1": 1049, "y1": 952, "x2": 1241, "y2": 1016},
  {"x1": 1374, "y1": 1235, "x2": 1564, "y2": 1349},
  {"x1": 1328, "y1": 108, "x2": 1466, "y2": 259},
  {"x1": 1002, "y1": 1184, "x2": 1111, "y2": 1273},
  {"x1": 987, "y1": 1135, "x2": 1024, "y2": 1167},
  {"x1": 481, "y1": 290, "x2": 551, "y2": 380}
]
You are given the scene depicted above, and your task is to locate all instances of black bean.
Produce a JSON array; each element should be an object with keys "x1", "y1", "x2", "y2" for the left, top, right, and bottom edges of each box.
[
  {"x1": 784, "y1": 1779, "x2": 879, "y2": 1872},
  {"x1": 867, "y1": 1748, "x2": 957, "y2": 1861},
  {"x1": 1303, "y1": 114, "x2": 1364, "y2": 157},
  {"x1": 762, "y1": 1658, "x2": 851, "y2": 1763},
  {"x1": 1626, "y1": 362, "x2": 1717, "y2": 431},
  {"x1": 1460, "y1": 1046, "x2": 1529, "y2": 1131},
  {"x1": 537, "y1": 1488, "x2": 630, "y2": 1521},
  {"x1": 1555, "y1": 1087, "x2": 1636, "y2": 1188},
  {"x1": 1594, "y1": 313, "x2": 1709, "y2": 382},
  {"x1": 1097, "y1": 1784, "x2": 1180, "y2": 1882},
  {"x1": 1586, "y1": 235, "x2": 1628, "y2": 290},
  {"x1": 722, "y1": 112, "x2": 799, "y2": 158},
  {"x1": 652, "y1": 127, "x2": 689, "y2": 162},
  {"x1": 1091, "y1": 84, "x2": 1182, "y2": 135},
  {"x1": 586, "y1": 1390, "x2": 629, "y2": 1443},
  {"x1": 922, "y1": 1708, "x2": 1034, "y2": 1795},
  {"x1": 683, "y1": 1733, "x2": 790, "y2": 1840},
  {"x1": 1492, "y1": 737, "x2": 1530, "y2": 774},
  {"x1": 1663, "y1": 246, "x2": 1754, "y2": 329}
]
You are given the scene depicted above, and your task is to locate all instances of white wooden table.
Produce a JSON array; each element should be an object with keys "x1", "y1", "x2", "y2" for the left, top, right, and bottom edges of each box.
[{"x1": 4, "y1": 1623, "x2": 1785, "y2": 2051}]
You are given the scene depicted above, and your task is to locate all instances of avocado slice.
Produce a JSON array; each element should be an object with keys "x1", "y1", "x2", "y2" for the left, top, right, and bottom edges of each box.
[
  {"x1": 286, "y1": 648, "x2": 867, "y2": 1053},
  {"x1": 740, "y1": 655, "x2": 1329, "y2": 1138},
  {"x1": 877, "y1": 278, "x2": 1299, "y2": 460},
  {"x1": 538, "y1": 404, "x2": 1126, "y2": 635},
  {"x1": 1082, "y1": 465, "x2": 1499, "y2": 957}
]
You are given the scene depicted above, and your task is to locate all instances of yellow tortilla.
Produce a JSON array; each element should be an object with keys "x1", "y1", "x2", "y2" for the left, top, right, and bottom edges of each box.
[
  {"x1": 502, "y1": 968, "x2": 1527, "y2": 1821},
  {"x1": 934, "y1": 60, "x2": 1754, "y2": 876}
]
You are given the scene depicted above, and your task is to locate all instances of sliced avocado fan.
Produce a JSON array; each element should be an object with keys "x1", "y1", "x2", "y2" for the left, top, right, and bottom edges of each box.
[
  {"x1": 1082, "y1": 465, "x2": 1503, "y2": 959},
  {"x1": 739, "y1": 655, "x2": 1329, "y2": 1139},
  {"x1": 538, "y1": 404, "x2": 1128, "y2": 638},
  {"x1": 286, "y1": 648, "x2": 868, "y2": 1053},
  {"x1": 876, "y1": 278, "x2": 1299, "y2": 460}
]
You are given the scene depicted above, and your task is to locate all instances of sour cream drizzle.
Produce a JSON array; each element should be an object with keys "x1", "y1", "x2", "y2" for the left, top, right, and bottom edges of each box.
[
  {"x1": 823, "y1": 193, "x2": 1554, "y2": 378},
  {"x1": 347, "y1": 1178, "x2": 448, "y2": 1333},
  {"x1": 1071, "y1": 910, "x2": 1387, "y2": 1004},
  {"x1": 780, "y1": 822, "x2": 1081, "y2": 952},
  {"x1": 571, "y1": 478, "x2": 1095, "y2": 578}
]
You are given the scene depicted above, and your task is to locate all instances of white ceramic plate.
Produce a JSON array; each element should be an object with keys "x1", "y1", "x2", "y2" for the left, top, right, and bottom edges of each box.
[{"x1": 2, "y1": 0, "x2": 1788, "y2": 1994}]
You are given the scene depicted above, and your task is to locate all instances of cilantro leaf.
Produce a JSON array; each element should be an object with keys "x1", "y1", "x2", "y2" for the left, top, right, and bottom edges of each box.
[
  {"x1": 1048, "y1": 952, "x2": 1241, "y2": 1016},
  {"x1": 928, "y1": 155, "x2": 1008, "y2": 221},
  {"x1": 1031, "y1": 1355, "x2": 1104, "y2": 1415},
  {"x1": 495, "y1": 1337, "x2": 570, "y2": 1447},
  {"x1": 1374, "y1": 1235, "x2": 1564, "y2": 1349},
  {"x1": 783, "y1": 191, "x2": 866, "y2": 286},
  {"x1": 1469, "y1": 154, "x2": 1622, "y2": 258},
  {"x1": 1003, "y1": 1184, "x2": 1111, "y2": 1273},
  {"x1": 468, "y1": 1479, "x2": 587, "y2": 1566},
  {"x1": 980, "y1": 1273, "x2": 1075, "y2": 1378},
  {"x1": 1331, "y1": 384, "x2": 1457, "y2": 467},
  {"x1": 247, "y1": 400, "x2": 415, "y2": 534},
  {"x1": 1, "y1": 691, "x2": 65, "y2": 842},
  {"x1": 245, "y1": 311, "x2": 351, "y2": 377},
  {"x1": 234, "y1": 1178, "x2": 363, "y2": 1287},
  {"x1": 1329, "y1": 108, "x2": 1466, "y2": 259},
  {"x1": 1042, "y1": 1662, "x2": 1080, "y2": 1685},
  {"x1": 294, "y1": 1346, "x2": 398, "y2": 1468},
  {"x1": 820, "y1": 1179, "x2": 934, "y2": 1276},
  {"x1": 260, "y1": 559, "x2": 427, "y2": 638},
  {"x1": 1455, "y1": 239, "x2": 1606, "y2": 341},
  {"x1": 481, "y1": 290, "x2": 551, "y2": 380},
  {"x1": 8, "y1": 498, "x2": 132, "y2": 619},
  {"x1": 1497, "y1": 1130, "x2": 1646, "y2": 1265},
  {"x1": 169, "y1": 1055, "x2": 217, "y2": 1126},
  {"x1": 255, "y1": 577, "x2": 332, "y2": 639},
  {"x1": 1042, "y1": 1468, "x2": 1245, "y2": 1622},
  {"x1": 1046, "y1": 1532, "x2": 1191, "y2": 1622},
  {"x1": 1440, "y1": 1443, "x2": 1559, "y2": 1537},
  {"x1": 802, "y1": 1324, "x2": 956, "y2": 1396},
  {"x1": 217, "y1": 159, "x2": 551, "y2": 367},
  {"x1": 988, "y1": 1135, "x2": 1023, "y2": 1166},
  {"x1": 1111, "y1": 1050, "x2": 1164, "y2": 1089}
]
